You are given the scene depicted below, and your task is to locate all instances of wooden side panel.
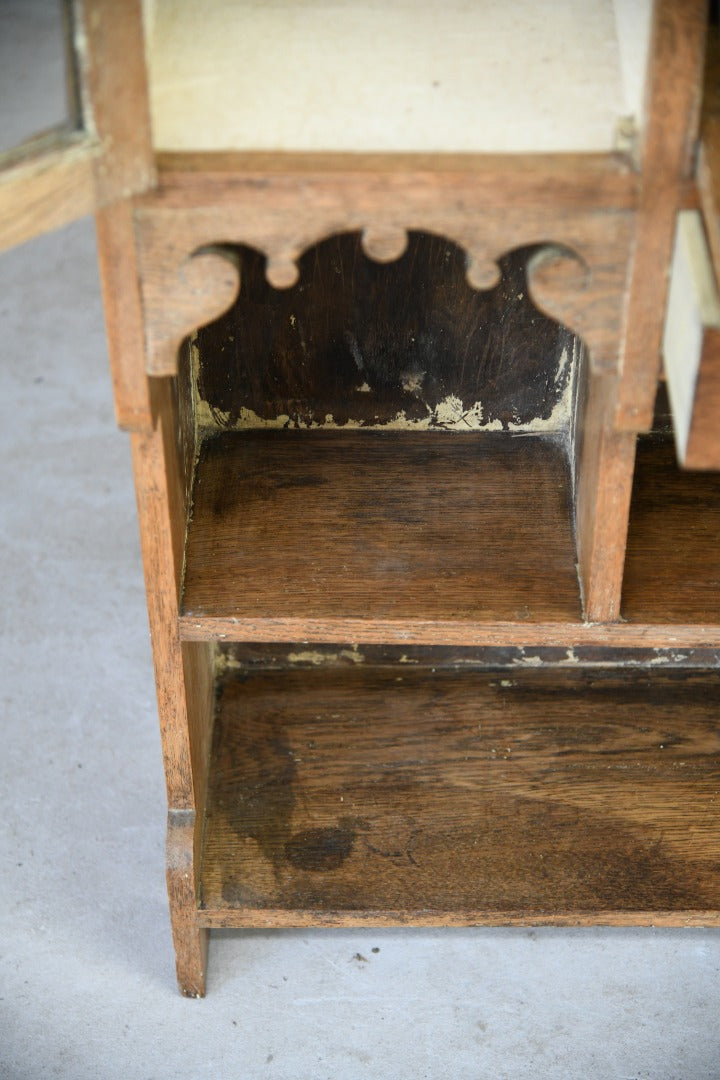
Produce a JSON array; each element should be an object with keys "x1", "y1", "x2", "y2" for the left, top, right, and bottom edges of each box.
[
  {"x1": 95, "y1": 200, "x2": 153, "y2": 431},
  {"x1": 167, "y1": 810, "x2": 208, "y2": 997},
  {"x1": 622, "y1": 436, "x2": 720, "y2": 623},
  {"x1": 130, "y1": 379, "x2": 214, "y2": 996},
  {"x1": 697, "y1": 24, "x2": 720, "y2": 280},
  {"x1": 685, "y1": 330, "x2": 720, "y2": 469},
  {"x1": 616, "y1": 0, "x2": 707, "y2": 431}
]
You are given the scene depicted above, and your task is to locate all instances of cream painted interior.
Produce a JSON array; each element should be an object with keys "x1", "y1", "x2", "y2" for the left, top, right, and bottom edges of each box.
[
  {"x1": 663, "y1": 211, "x2": 720, "y2": 460},
  {"x1": 143, "y1": 0, "x2": 653, "y2": 154}
]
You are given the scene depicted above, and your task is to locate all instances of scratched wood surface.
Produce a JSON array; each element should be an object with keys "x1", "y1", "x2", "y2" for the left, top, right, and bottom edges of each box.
[
  {"x1": 195, "y1": 236, "x2": 575, "y2": 432},
  {"x1": 622, "y1": 435, "x2": 720, "y2": 623},
  {"x1": 181, "y1": 430, "x2": 580, "y2": 625},
  {"x1": 199, "y1": 663, "x2": 720, "y2": 924}
]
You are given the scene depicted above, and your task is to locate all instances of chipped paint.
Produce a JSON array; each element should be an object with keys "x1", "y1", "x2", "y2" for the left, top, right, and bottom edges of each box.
[
  {"x1": 287, "y1": 647, "x2": 365, "y2": 666},
  {"x1": 192, "y1": 339, "x2": 576, "y2": 437},
  {"x1": 513, "y1": 653, "x2": 544, "y2": 667}
]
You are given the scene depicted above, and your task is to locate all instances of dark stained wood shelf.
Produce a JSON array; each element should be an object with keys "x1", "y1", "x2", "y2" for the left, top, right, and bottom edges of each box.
[
  {"x1": 198, "y1": 657, "x2": 720, "y2": 927},
  {"x1": 622, "y1": 435, "x2": 720, "y2": 623},
  {"x1": 180, "y1": 429, "x2": 581, "y2": 633}
]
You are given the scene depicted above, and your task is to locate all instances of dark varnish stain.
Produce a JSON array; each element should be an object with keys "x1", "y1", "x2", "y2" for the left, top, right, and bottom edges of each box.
[
  {"x1": 194, "y1": 233, "x2": 575, "y2": 429},
  {"x1": 285, "y1": 824, "x2": 357, "y2": 871},
  {"x1": 209, "y1": 666, "x2": 720, "y2": 915},
  {"x1": 211, "y1": 686, "x2": 297, "y2": 873}
]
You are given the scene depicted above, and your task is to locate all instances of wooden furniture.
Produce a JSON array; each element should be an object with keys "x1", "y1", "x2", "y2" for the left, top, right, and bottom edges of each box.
[{"x1": 2, "y1": 1, "x2": 720, "y2": 997}]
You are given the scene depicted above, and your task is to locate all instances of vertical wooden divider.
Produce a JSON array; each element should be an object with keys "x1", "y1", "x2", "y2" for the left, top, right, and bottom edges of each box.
[
  {"x1": 616, "y1": 0, "x2": 707, "y2": 431},
  {"x1": 575, "y1": 370, "x2": 637, "y2": 623},
  {"x1": 576, "y1": 0, "x2": 707, "y2": 622}
]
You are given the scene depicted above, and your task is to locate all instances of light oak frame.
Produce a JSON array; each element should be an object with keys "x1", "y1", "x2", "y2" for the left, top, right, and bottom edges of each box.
[{"x1": 1, "y1": 0, "x2": 714, "y2": 996}]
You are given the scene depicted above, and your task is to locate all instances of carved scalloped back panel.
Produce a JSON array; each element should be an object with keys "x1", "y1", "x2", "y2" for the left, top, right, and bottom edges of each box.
[{"x1": 192, "y1": 232, "x2": 580, "y2": 436}]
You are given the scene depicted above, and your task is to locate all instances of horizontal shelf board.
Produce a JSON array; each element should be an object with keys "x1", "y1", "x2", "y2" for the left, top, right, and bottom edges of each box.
[
  {"x1": 179, "y1": 616, "x2": 720, "y2": 647},
  {"x1": 181, "y1": 430, "x2": 580, "y2": 625},
  {"x1": 197, "y1": 909, "x2": 720, "y2": 930},
  {"x1": 199, "y1": 664, "x2": 720, "y2": 922},
  {"x1": 622, "y1": 436, "x2": 720, "y2": 623}
]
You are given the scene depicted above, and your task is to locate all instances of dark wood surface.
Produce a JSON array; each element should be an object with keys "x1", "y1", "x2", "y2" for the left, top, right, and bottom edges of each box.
[
  {"x1": 181, "y1": 430, "x2": 579, "y2": 625},
  {"x1": 622, "y1": 435, "x2": 720, "y2": 622},
  {"x1": 195, "y1": 236, "x2": 574, "y2": 432},
  {"x1": 199, "y1": 662, "x2": 720, "y2": 925}
]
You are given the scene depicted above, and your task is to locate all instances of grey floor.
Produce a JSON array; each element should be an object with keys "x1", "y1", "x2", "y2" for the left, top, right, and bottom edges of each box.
[{"x1": 2, "y1": 6, "x2": 720, "y2": 1080}]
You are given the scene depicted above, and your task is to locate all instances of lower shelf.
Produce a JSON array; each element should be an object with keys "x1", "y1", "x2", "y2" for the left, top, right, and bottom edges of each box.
[{"x1": 197, "y1": 654, "x2": 720, "y2": 928}]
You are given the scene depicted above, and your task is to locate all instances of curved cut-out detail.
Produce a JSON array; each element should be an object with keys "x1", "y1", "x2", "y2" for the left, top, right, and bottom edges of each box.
[
  {"x1": 527, "y1": 244, "x2": 590, "y2": 295},
  {"x1": 465, "y1": 253, "x2": 502, "y2": 292},
  {"x1": 266, "y1": 256, "x2": 300, "y2": 290},
  {"x1": 527, "y1": 245, "x2": 619, "y2": 373},
  {"x1": 145, "y1": 247, "x2": 242, "y2": 376},
  {"x1": 361, "y1": 226, "x2": 409, "y2": 264}
]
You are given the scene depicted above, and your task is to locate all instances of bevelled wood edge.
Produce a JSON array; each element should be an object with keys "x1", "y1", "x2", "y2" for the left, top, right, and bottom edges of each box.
[
  {"x1": 197, "y1": 908, "x2": 720, "y2": 930},
  {"x1": 615, "y1": 0, "x2": 708, "y2": 432},
  {"x1": 177, "y1": 616, "x2": 720, "y2": 649}
]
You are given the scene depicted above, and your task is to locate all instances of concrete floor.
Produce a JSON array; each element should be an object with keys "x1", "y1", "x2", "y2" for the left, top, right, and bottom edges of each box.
[{"x1": 1, "y1": 6, "x2": 720, "y2": 1079}]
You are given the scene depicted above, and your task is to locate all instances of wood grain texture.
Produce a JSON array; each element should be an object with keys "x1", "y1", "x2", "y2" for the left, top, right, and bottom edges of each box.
[
  {"x1": 199, "y1": 663, "x2": 720, "y2": 925},
  {"x1": 130, "y1": 380, "x2": 214, "y2": 995},
  {"x1": 181, "y1": 430, "x2": 580, "y2": 625},
  {"x1": 698, "y1": 25, "x2": 720, "y2": 281},
  {"x1": 195, "y1": 236, "x2": 575, "y2": 433},
  {"x1": 130, "y1": 381, "x2": 194, "y2": 807},
  {"x1": 685, "y1": 329, "x2": 720, "y2": 469},
  {"x1": 0, "y1": 132, "x2": 99, "y2": 253},
  {"x1": 616, "y1": 0, "x2": 708, "y2": 431},
  {"x1": 622, "y1": 435, "x2": 720, "y2": 623},
  {"x1": 134, "y1": 155, "x2": 636, "y2": 377},
  {"x1": 180, "y1": 618, "x2": 720, "y2": 649},
  {"x1": 574, "y1": 369, "x2": 637, "y2": 622},
  {"x1": 167, "y1": 810, "x2": 208, "y2": 997},
  {"x1": 74, "y1": 0, "x2": 155, "y2": 205},
  {"x1": 95, "y1": 200, "x2": 153, "y2": 431},
  {"x1": 0, "y1": 1, "x2": 155, "y2": 253}
]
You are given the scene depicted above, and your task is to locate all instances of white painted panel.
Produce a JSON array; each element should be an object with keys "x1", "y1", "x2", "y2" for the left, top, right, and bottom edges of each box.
[
  {"x1": 613, "y1": 0, "x2": 653, "y2": 131},
  {"x1": 144, "y1": 0, "x2": 651, "y2": 153},
  {"x1": 663, "y1": 211, "x2": 720, "y2": 460}
]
